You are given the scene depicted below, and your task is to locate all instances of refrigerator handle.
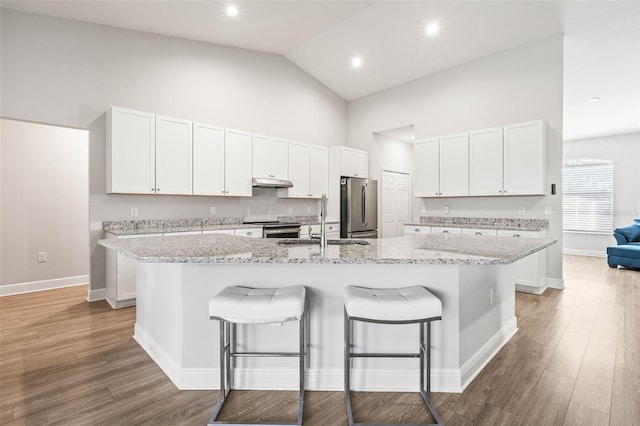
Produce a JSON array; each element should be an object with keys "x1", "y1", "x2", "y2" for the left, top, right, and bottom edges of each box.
[{"x1": 362, "y1": 183, "x2": 366, "y2": 226}]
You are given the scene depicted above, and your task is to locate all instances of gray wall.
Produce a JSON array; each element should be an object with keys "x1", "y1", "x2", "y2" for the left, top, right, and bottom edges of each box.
[
  {"x1": 347, "y1": 35, "x2": 564, "y2": 281},
  {"x1": 563, "y1": 132, "x2": 640, "y2": 256},
  {"x1": 1, "y1": 119, "x2": 89, "y2": 288},
  {"x1": 1, "y1": 9, "x2": 348, "y2": 293}
]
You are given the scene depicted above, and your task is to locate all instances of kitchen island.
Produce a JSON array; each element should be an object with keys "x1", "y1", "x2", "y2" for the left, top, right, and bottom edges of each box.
[{"x1": 99, "y1": 233, "x2": 555, "y2": 393}]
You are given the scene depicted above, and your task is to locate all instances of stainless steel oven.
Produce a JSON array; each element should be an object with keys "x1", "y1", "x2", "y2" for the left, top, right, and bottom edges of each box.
[{"x1": 243, "y1": 221, "x2": 302, "y2": 239}]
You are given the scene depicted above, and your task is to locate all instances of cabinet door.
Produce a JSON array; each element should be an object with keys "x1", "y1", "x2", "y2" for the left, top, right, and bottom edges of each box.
[
  {"x1": 309, "y1": 145, "x2": 329, "y2": 198},
  {"x1": 234, "y1": 228, "x2": 263, "y2": 238},
  {"x1": 439, "y1": 133, "x2": 469, "y2": 197},
  {"x1": 504, "y1": 120, "x2": 545, "y2": 195},
  {"x1": 341, "y1": 147, "x2": 368, "y2": 178},
  {"x1": 404, "y1": 225, "x2": 430, "y2": 235},
  {"x1": 288, "y1": 141, "x2": 311, "y2": 197},
  {"x1": 224, "y1": 129, "x2": 253, "y2": 196},
  {"x1": 107, "y1": 106, "x2": 156, "y2": 194},
  {"x1": 271, "y1": 138, "x2": 289, "y2": 180},
  {"x1": 155, "y1": 115, "x2": 192, "y2": 195},
  {"x1": 413, "y1": 138, "x2": 440, "y2": 197},
  {"x1": 252, "y1": 134, "x2": 272, "y2": 179},
  {"x1": 193, "y1": 123, "x2": 225, "y2": 196},
  {"x1": 469, "y1": 127, "x2": 503, "y2": 196},
  {"x1": 431, "y1": 226, "x2": 462, "y2": 234}
]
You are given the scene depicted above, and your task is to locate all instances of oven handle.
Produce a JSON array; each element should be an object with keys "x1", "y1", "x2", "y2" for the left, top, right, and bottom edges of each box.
[{"x1": 263, "y1": 228, "x2": 301, "y2": 235}]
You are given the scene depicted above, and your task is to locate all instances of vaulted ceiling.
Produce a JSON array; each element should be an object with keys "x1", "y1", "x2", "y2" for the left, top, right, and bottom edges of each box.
[{"x1": 2, "y1": 1, "x2": 639, "y2": 141}]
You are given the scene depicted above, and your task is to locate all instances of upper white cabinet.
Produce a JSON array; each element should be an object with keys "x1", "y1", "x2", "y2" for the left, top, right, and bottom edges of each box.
[
  {"x1": 280, "y1": 142, "x2": 328, "y2": 199},
  {"x1": 469, "y1": 127, "x2": 504, "y2": 196},
  {"x1": 193, "y1": 122, "x2": 225, "y2": 195},
  {"x1": 334, "y1": 146, "x2": 369, "y2": 178},
  {"x1": 439, "y1": 132, "x2": 469, "y2": 197},
  {"x1": 252, "y1": 134, "x2": 289, "y2": 180},
  {"x1": 106, "y1": 106, "x2": 156, "y2": 194},
  {"x1": 414, "y1": 120, "x2": 546, "y2": 198},
  {"x1": 155, "y1": 115, "x2": 193, "y2": 195},
  {"x1": 223, "y1": 129, "x2": 253, "y2": 196},
  {"x1": 413, "y1": 138, "x2": 440, "y2": 197},
  {"x1": 503, "y1": 120, "x2": 545, "y2": 195}
]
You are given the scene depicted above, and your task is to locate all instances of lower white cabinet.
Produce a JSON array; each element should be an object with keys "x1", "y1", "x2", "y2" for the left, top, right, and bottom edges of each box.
[
  {"x1": 203, "y1": 229, "x2": 235, "y2": 235},
  {"x1": 430, "y1": 226, "x2": 462, "y2": 234},
  {"x1": 234, "y1": 228, "x2": 263, "y2": 238},
  {"x1": 460, "y1": 228, "x2": 498, "y2": 236},
  {"x1": 301, "y1": 223, "x2": 340, "y2": 239},
  {"x1": 497, "y1": 229, "x2": 548, "y2": 294},
  {"x1": 105, "y1": 233, "x2": 161, "y2": 309},
  {"x1": 403, "y1": 225, "x2": 430, "y2": 235}
]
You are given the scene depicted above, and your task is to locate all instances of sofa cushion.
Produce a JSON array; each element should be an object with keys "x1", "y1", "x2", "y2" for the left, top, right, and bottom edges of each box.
[
  {"x1": 614, "y1": 225, "x2": 640, "y2": 244},
  {"x1": 607, "y1": 244, "x2": 640, "y2": 257}
]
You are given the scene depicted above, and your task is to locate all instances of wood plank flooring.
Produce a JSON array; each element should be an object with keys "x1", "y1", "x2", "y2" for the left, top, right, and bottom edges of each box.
[{"x1": 1, "y1": 255, "x2": 639, "y2": 425}]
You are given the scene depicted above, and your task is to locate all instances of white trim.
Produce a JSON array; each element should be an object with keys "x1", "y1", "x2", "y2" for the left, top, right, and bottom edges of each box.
[
  {"x1": 87, "y1": 287, "x2": 107, "y2": 302},
  {"x1": 515, "y1": 283, "x2": 547, "y2": 295},
  {"x1": 547, "y1": 277, "x2": 565, "y2": 290},
  {"x1": 133, "y1": 317, "x2": 518, "y2": 394},
  {"x1": 563, "y1": 248, "x2": 606, "y2": 258},
  {"x1": 0, "y1": 275, "x2": 89, "y2": 297},
  {"x1": 459, "y1": 316, "x2": 518, "y2": 391}
]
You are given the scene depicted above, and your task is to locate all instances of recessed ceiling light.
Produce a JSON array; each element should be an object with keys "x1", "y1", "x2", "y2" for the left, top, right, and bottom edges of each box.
[
  {"x1": 226, "y1": 4, "x2": 239, "y2": 17},
  {"x1": 425, "y1": 22, "x2": 439, "y2": 36},
  {"x1": 589, "y1": 96, "x2": 600, "y2": 103},
  {"x1": 351, "y1": 56, "x2": 363, "y2": 69}
]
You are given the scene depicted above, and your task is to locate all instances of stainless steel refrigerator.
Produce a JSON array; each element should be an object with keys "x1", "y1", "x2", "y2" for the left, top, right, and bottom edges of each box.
[{"x1": 340, "y1": 177, "x2": 378, "y2": 239}]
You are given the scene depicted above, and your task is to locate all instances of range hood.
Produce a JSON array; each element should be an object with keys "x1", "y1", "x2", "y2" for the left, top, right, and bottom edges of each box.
[{"x1": 252, "y1": 177, "x2": 293, "y2": 188}]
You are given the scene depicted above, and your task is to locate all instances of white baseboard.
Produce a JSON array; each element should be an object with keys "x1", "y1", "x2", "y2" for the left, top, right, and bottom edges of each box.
[
  {"x1": 459, "y1": 317, "x2": 518, "y2": 391},
  {"x1": 515, "y1": 283, "x2": 547, "y2": 295},
  {"x1": 0, "y1": 275, "x2": 89, "y2": 297},
  {"x1": 87, "y1": 288, "x2": 107, "y2": 302},
  {"x1": 547, "y1": 277, "x2": 565, "y2": 290},
  {"x1": 134, "y1": 318, "x2": 519, "y2": 394},
  {"x1": 563, "y1": 249, "x2": 606, "y2": 258}
]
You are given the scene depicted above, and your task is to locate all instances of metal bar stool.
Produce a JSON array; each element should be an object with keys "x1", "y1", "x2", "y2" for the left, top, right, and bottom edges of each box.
[
  {"x1": 343, "y1": 285, "x2": 443, "y2": 426},
  {"x1": 208, "y1": 285, "x2": 309, "y2": 426}
]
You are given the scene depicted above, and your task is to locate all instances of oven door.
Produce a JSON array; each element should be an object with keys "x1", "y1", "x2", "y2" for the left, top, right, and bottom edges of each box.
[{"x1": 263, "y1": 227, "x2": 301, "y2": 238}]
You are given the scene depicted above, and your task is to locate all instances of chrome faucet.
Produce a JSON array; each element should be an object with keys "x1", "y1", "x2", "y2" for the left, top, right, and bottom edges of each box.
[{"x1": 309, "y1": 193, "x2": 328, "y2": 247}]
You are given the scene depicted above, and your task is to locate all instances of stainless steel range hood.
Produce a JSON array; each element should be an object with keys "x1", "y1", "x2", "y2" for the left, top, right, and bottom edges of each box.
[{"x1": 252, "y1": 177, "x2": 294, "y2": 188}]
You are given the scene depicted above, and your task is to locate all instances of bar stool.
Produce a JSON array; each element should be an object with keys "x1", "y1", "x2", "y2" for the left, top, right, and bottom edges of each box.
[
  {"x1": 343, "y1": 285, "x2": 443, "y2": 426},
  {"x1": 208, "y1": 285, "x2": 309, "y2": 426}
]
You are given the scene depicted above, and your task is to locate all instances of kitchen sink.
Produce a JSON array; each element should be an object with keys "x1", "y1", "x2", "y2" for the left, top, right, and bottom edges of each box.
[{"x1": 276, "y1": 239, "x2": 370, "y2": 246}]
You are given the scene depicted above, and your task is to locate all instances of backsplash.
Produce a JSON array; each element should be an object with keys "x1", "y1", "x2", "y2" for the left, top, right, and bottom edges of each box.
[
  {"x1": 418, "y1": 216, "x2": 549, "y2": 231},
  {"x1": 103, "y1": 217, "x2": 243, "y2": 233}
]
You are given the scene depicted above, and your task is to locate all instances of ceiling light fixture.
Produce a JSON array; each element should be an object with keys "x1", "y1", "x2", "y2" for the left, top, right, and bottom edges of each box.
[
  {"x1": 425, "y1": 22, "x2": 439, "y2": 36},
  {"x1": 226, "y1": 4, "x2": 239, "y2": 17},
  {"x1": 351, "y1": 56, "x2": 363, "y2": 69},
  {"x1": 589, "y1": 96, "x2": 600, "y2": 103}
]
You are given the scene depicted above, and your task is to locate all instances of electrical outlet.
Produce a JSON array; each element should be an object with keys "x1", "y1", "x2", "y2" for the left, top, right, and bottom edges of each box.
[
  {"x1": 210, "y1": 206, "x2": 216, "y2": 215},
  {"x1": 545, "y1": 206, "x2": 552, "y2": 215},
  {"x1": 490, "y1": 288, "x2": 494, "y2": 305},
  {"x1": 444, "y1": 205, "x2": 450, "y2": 215},
  {"x1": 131, "y1": 207, "x2": 138, "y2": 217},
  {"x1": 38, "y1": 252, "x2": 47, "y2": 263},
  {"x1": 288, "y1": 207, "x2": 293, "y2": 214},
  {"x1": 518, "y1": 207, "x2": 525, "y2": 215}
]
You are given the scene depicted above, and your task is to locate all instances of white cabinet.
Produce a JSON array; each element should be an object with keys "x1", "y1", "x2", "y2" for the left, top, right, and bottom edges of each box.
[
  {"x1": 469, "y1": 127, "x2": 504, "y2": 196},
  {"x1": 105, "y1": 232, "x2": 161, "y2": 309},
  {"x1": 281, "y1": 143, "x2": 328, "y2": 199},
  {"x1": 203, "y1": 229, "x2": 235, "y2": 235},
  {"x1": 503, "y1": 120, "x2": 545, "y2": 195},
  {"x1": 330, "y1": 146, "x2": 369, "y2": 178},
  {"x1": 404, "y1": 225, "x2": 431, "y2": 235},
  {"x1": 439, "y1": 132, "x2": 469, "y2": 197},
  {"x1": 106, "y1": 106, "x2": 156, "y2": 194},
  {"x1": 155, "y1": 115, "x2": 193, "y2": 195},
  {"x1": 460, "y1": 228, "x2": 497, "y2": 236},
  {"x1": 224, "y1": 129, "x2": 253, "y2": 196},
  {"x1": 234, "y1": 227, "x2": 262, "y2": 238},
  {"x1": 413, "y1": 138, "x2": 440, "y2": 197},
  {"x1": 413, "y1": 133, "x2": 468, "y2": 198},
  {"x1": 253, "y1": 135, "x2": 289, "y2": 180},
  {"x1": 303, "y1": 223, "x2": 340, "y2": 239},
  {"x1": 497, "y1": 229, "x2": 548, "y2": 294},
  {"x1": 431, "y1": 226, "x2": 462, "y2": 234},
  {"x1": 193, "y1": 123, "x2": 225, "y2": 196}
]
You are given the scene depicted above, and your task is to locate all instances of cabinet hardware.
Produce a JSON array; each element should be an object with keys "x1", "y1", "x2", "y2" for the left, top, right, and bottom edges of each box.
[
  {"x1": 415, "y1": 229, "x2": 420, "y2": 232},
  {"x1": 475, "y1": 232, "x2": 482, "y2": 235},
  {"x1": 443, "y1": 230, "x2": 449, "y2": 234}
]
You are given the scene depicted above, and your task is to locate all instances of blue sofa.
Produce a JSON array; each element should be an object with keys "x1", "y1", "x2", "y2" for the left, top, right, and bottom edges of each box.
[{"x1": 607, "y1": 220, "x2": 640, "y2": 270}]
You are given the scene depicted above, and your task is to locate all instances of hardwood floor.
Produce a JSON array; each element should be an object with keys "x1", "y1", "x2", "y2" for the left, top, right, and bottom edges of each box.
[{"x1": 1, "y1": 256, "x2": 639, "y2": 425}]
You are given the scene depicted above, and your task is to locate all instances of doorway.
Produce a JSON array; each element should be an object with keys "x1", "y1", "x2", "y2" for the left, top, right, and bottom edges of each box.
[{"x1": 381, "y1": 170, "x2": 410, "y2": 238}]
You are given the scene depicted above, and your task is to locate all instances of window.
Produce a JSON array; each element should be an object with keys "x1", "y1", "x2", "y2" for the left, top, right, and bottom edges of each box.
[{"x1": 562, "y1": 158, "x2": 613, "y2": 234}]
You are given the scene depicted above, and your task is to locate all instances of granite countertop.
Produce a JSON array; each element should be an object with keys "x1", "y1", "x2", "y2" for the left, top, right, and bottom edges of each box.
[
  {"x1": 98, "y1": 233, "x2": 556, "y2": 265},
  {"x1": 405, "y1": 216, "x2": 549, "y2": 231}
]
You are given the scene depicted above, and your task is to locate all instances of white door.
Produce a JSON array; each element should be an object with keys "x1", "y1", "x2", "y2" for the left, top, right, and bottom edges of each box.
[
  {"x1": 382, "y1": 171, "x2": 410, "y2": 238},
  {"x1": 224, "y1": 128, "x2": 253, "y2": 196},
  {"x1": 413, "y1": 138, "x2": 439, "y2": 197},
  {"x1": 155, "y1": 115, "x2": 192, "y2": 195},
  {"x1": 193, "y1": 123, "x2": 225, "y2": 196}
]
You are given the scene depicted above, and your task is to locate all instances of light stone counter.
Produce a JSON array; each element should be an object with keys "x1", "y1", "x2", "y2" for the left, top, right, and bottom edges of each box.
[{"x1": 99, "y1": 233, "x2": 556, "y2": 395}]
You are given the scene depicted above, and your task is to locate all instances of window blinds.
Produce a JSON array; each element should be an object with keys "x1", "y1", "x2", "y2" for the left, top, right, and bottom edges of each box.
[{"x1": 562, "y1": 159, "x2": 613, "y2": 234}]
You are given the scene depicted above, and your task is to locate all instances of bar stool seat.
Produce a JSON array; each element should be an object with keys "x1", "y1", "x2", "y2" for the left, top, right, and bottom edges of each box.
[
  {"x1": 344, "y1": 285, "x2": 443, "y2": 426},
  {"x1": 209, "y1": 285, "x2": 309, "y2": 426}
]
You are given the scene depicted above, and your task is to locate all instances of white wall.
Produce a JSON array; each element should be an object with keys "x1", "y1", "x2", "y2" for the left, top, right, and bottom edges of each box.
[
  {"x1": 0, "y1": 119, "x2": 89, "y2": 292},
  {"x1": 0, "y1": 9, "x2": 348, "y2": 293},
  {"x1": 347, "y1": 35, "x2": 564, "y2": 281},
  {"x1": 563, "y1": 132, "x2": 640, "y2": 256}
]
